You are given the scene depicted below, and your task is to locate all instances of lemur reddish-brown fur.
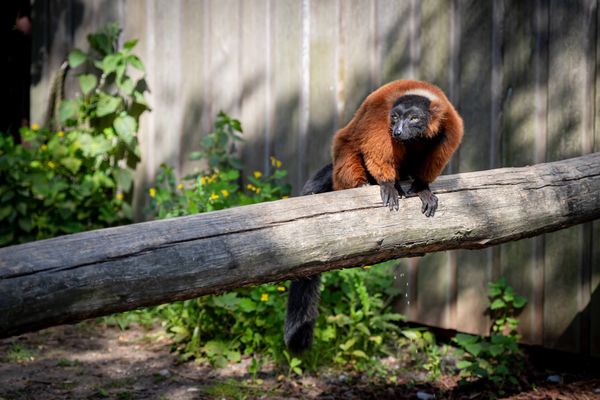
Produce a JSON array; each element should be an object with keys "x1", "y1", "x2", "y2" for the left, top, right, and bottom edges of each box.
[{"x1": 332, "y1": 79, "x2": 463, "y2": 215}]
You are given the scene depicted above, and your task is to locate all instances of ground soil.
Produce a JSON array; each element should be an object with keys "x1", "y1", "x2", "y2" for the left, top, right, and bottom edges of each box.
[{"x1": 0, "y1": 322, "x2": 598, "y2": 399}]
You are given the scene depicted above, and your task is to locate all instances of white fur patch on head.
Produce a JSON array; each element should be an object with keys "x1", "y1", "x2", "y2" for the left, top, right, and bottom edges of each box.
[{"x1": 403, "y1": 88, "x2": 439, "y2": 103}]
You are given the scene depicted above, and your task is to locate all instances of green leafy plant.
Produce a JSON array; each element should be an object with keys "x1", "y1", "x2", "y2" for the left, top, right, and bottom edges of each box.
[
  {"x1": 400, "y1": 327, "x2": 447, "y2": 380},
  {"x1": 0, "y1": 23, "x2": 148, "y2": 246},
  {"x1": 149, "y1": 112, "x2": 290, "y2": 219},
  {"x1": 308, "y1": 265, "x2": 406, "y2": 372},
  {"x1": 452, "y1": 277, "x2": 528, "y2": 389}
]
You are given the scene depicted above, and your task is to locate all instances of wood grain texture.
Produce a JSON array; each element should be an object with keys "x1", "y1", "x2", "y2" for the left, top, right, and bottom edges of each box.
[{"x1": 1, "y1": 153, "x2": 599, "y2": 339}]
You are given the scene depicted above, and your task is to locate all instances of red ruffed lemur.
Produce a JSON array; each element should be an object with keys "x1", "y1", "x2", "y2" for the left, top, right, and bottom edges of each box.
[{"x1": 285, "y1": 80, "x2": 464, "y2": 353}]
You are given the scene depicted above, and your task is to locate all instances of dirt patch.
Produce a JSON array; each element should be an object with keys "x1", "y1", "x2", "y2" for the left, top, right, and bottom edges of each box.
[{"x1": 0, "y1": 322, "x2": 598, "y2": 399}]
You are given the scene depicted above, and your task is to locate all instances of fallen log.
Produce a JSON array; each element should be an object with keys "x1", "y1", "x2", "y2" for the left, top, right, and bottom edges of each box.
[{"x1": 1, "y1": 153, "x2": 599, "y2": 338}]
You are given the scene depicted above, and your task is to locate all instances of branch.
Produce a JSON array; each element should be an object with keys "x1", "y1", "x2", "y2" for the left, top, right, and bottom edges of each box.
[{"x1": 1, "y1": 153, "x2": 599, "y2": 338}]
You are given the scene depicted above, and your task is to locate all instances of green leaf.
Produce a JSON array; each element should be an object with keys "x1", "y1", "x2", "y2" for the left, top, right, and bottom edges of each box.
[
  {"x1": 488, "y1": 344, "x2": 504, "y2": 357},
  {"x1": 212, "y1": 292, "x2": 239, "y2": 310},
  {"x1": 112, "y1": 168, "x2": 134, "y2": 192},
  {"x1": 60, "y1": 157, "x2": 82, "y2": 174},
  {"x1": 96, "y1": 94, "x2": 122, "y2": 117},
  {"x1": 238, "y1": 298, "x2": 256, "y2": 312},
  {"x1": 119, "y1": 77, "x2": 135, "y2": 95},
  {"x1": 339, "y1": 337, "x2": 356, "y2": 351},
  {"x1": 226, "y1": 350, "x2": 241, "y2": 363},
  {"x1": 101, "y1": 54, "x2": 121, "y2": 74},
  {"x1": 352, "y1": 350, "x2": 368, "y2": 359},
  {"x1": 68, "y1": 49, "x2": 87, "y2": 68},
  {"x1": 490, "y1": 298, "x2": 506, "y2": 310},
  {"x1": 0, "y1": 205, "x2": 12, "y2": 220},
  {"x1": 464, "y1": 342, "x2": 484, "y2": 356},
  {"x1": 513, "y1": 295, "x2": 527, "y2": 308},
  {"x1": 123, "y1": 39, "x2": 138, "y2": 51},
  {"x1": 18, "y1": 217, "x2": 33, "y2": 232},
  {"x1": 113, "y1": 114, "x2": 137, "y2": 143},
  {"x1": 127, "y1": 55, "x2": 145, "y2": 71},
  {"x1": 456, "y1": 360, "x2": 473, "y2": 369},
  {"x1": 78, "y1": 74, "x2": 97, "y2": 95},
  {"x1": 59, "y1": 100, "x2": 79, "y2": 123},
  {"x1": 133, "y1": 91, "x2": 148, "y2": 106},
  {"x1": 453, "y1": 333, "x2": 479, "y2": 345}
]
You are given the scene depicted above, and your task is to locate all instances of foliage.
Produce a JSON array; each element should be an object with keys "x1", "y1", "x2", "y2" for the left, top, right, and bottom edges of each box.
[
  {"x1": 306, "y1": 264, "x2": 405, "y2": 372},
  {"x1": 146, "y1": 113, "x2": 405, "y2": 375},
  {"x1": 149, "y1": 112, "x2": 290, "y2": 219},
  {"x1": 400, "y1": 327, "x2": 448, "y2": 380},
  {"x1": 452, "y1": 277, "x2": 528, "y2": 389},
  {"x1": 0, "y1": 23, "x2": 148, "y2": 246}
]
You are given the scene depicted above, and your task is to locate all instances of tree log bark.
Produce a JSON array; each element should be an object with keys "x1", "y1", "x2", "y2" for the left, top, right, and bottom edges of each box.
[{"x1": 1, "y1": 153, "x2": 599, "y2": 338}]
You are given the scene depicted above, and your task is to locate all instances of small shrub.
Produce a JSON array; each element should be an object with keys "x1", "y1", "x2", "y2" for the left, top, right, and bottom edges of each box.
[
  {"x1": 0, "y1": 23, "x2": 148, "y2": 246},
  {"x1": 453, "y1": 277, "x2": 528, "y2": 389}
]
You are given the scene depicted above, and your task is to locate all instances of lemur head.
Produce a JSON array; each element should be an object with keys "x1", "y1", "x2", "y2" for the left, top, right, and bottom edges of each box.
[{"x1": 389, "y1": 94, "x2": 431, "y2": 142}]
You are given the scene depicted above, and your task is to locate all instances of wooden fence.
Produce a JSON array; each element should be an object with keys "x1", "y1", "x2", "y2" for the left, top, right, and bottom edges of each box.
[{"x1": 30, "y1": 0, "x2": 599, "y2": 354}]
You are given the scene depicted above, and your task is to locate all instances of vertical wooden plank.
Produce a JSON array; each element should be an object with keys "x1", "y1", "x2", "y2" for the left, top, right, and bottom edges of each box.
[
  {"x1": 145, "y1": 0, "x2": 184, "y2": 173},
  {"x1": 208, "y1": 0, "x2": 242, "y2": 121},
  {"x1": 30, "y1": 0, "x2": 51, "y2": 126},
  {"x1": 239, "y1": 0, "x2": 270, "y2": 177},
  {"x1": 272, "y1": 0, "x2": 302, "y2": 193},
  {"x1": 304, "y1": 0, "x2": 338, "y2": 178},
  {"x1": 579, "y1": 0, "x2": 597, "y2": 356},
  {"x1": 340, "y1": 1, "x2": 377, "y2": 127},
  {"x1": 445, "y1": 0, "x2": 463, "y2": 331},
  {"x1": 377, "y1": 1, "x2": 412, "y2": 85},
  {"x1": 593, "y1": 0, "x2": 600, "y2": 357},
  {"x1": 544, "y1": 0, "x2": 590, "y2": 353},
  {"x1": 499, "y1": 0, "x2": 541, "y2": 345},
  {"x1": 531, "y1": 0, "x2": 550, "y2": 347},
  {"x1": 179, "y1": 0, "x2": 208, "y2": 176},
  {"x1": 298, "y1": 0, "x2": 311, "y2": 190},
  {"x1": 122, "y1": 0, "x2": 150, "y2": 221},
  {"x1": 420, "y1": 0, "x2": 451, "y2": 89},
  {"x1": 455, "y1": 0, "x2": 493, "y2": 336},
  {"x1": 30, "y1": 0, "x2": 72, "y2": 126}
]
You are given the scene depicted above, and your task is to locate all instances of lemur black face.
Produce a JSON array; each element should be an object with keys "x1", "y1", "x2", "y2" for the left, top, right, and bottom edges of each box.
[{"x1": 390, "y1": 95, "x2": 431, "y2": 142}]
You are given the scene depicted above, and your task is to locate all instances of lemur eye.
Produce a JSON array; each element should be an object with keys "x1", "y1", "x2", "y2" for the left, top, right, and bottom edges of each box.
[
  {"x1": 410, "y1": 117, "x2": 420, "y2": 123},
  {"x1": 392, "y1": 115, "x2": 398, "y2": 122}
]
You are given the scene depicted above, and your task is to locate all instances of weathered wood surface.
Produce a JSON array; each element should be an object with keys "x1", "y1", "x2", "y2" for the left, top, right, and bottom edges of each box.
[{"x1": 1, "y1": 153, "x2": 600, "y2": 339}]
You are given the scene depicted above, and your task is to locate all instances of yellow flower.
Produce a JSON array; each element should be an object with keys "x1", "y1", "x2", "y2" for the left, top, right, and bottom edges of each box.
[
  {"x1": 40, "y1": 144, "x2": 48, "y2": 151},
  {"x1": 362, "y1": 265, "x2": 372, "y2": 270},
  {"x1": 247, "y1": 183, "x2": 256, "y2": 192},
  {"x1": 260, "y1": 293, "x2": 269, "y2": 302},
  {"x1": 57, "y1": 131, "x2": 65, "y2": 137},
  {"x1": 177, "y1": 183, "x2": 184, "y2": 190},
  {"x1": 210, "y1": 192, "x2": 219, "y2": 201},
  {"x1": 47, "y1": 161, "x2": 56, "y2": 169},
  {"x1": 31, "y1": 123, "x2": 40, "y2": 131},
  {"x1": 282, "y1": 196, "x2": 289, "y2": 199},
  {"x1": 255, "y1": 188, "x2": 261, "y2": 193},
  {"x1": 253, "y1": 171, "x2": 262, "y2": 179},
  {"x1": 149, "y1": 187, "x2": 156, "y2": 198},
  {"x1": 200, "y1": 176, "x2": 208, "y2": 185},
  {"x1": 277, "y1": 286, "x2": 286, "y2": 292},
  {"x1": 116, "y1": 193, "x2": 124, "y2": 201},
  {"x1": 221, "y1": 189, "x2": 229, "y2": 197},
  {"x1": 270, "y1": 156, "x2": 282, "y2": 168}
]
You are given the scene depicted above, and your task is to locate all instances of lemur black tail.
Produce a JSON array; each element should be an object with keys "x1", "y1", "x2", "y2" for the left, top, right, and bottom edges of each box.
[{"x1": 284, "y1": 163, "x2": 333, "y2": 353}]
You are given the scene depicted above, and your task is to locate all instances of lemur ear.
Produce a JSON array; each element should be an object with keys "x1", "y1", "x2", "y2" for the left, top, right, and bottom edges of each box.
[{"x1": 430, "y1": 100, "x2": 443, "y2": 116}]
